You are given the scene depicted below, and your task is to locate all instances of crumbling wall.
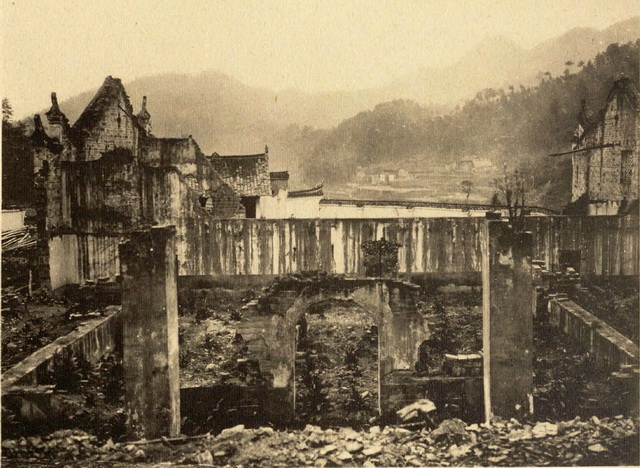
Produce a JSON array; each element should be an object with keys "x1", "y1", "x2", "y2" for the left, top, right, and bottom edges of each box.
[
  {"x1": 181, "y1": 216, "x2": 637, "y2": 279},
  {"x1": 548, "y1": 296, "x2": 639, "y2": 371},
  {"x1": 234, "y1": 279, "x2": 429, "y2": 417},
  {"x1": 63, "y1": 149, "x2": 142, "y2": 232},
  {"x1": 573, "y1": 84, "x2": 638, "y2": 210}
]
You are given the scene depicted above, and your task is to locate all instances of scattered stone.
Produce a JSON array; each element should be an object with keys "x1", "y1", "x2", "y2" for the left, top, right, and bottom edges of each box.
[
  {"x1": 369, "y1": 426, "x2": 381, "y2": 435},
  {"x1": 532, "y1": 421, "x2": 558, "y2": 438},
  {"x1": 588, "y1": 443, "x2": 607, "y2": 453},
  {"x1": 362, "y1": 445, "x2": 383, "y2": 456},
  {"x1": 345, "y1": 441, "x2": 363, "y2": 453},
  {"x1": 194, "y1": 450, "x2": 213, "y2": 465},
  {"x1": 219, "y1": 424, "x2": 245, "y2": 438},
  {"x1": 319, "y1": 444, "x2": 337, "y2": 456},
  {"x1": 430, "y1": 418, "x2": 468, "y2": 442}
]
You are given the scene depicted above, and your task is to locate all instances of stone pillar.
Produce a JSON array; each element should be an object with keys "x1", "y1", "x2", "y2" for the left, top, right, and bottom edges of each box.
[
  {"x1": 482, "y1": 221, "x2": 534, "y2": 421},
  {"x1": 119, "y1": 226, "x2": 180, "y2": 439}
]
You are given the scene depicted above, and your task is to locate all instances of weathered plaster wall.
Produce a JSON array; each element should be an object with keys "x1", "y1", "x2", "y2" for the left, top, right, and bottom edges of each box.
[
  {"x1": 256, "y1": 198, "x2": 552, "y2": 220},
  {"x1": 63, "y1": 150, "x2": 142, "y2": 232},
  {"x1": 48, "y1": 235, "x2": 81, "y2": 290},
  {"x1": 120, "y1": 226, "x2": 181, "y2": 439},
  {"x1": 320, "y1": 202, "x2": 504, "y2": 219},
  {"x1": 49, "y1": 215, "x2": 639, "y2": 288},
  {"x1": 1, "y1": 210, "x2": 25, "y2": 231},
  {"x1": 182, "y1": 216, "x2": 638, "y2": 279},
  {"x1": 257, "y1": 193, "x2": 322, "y2": 219},
  {"x1": 1, "y1": 307, "x2": 122, "y2": 389}
]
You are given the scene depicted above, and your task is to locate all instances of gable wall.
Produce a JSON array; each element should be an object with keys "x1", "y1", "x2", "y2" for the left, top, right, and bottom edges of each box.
[{"x1": 78, "y1": 94, "x2": 139, "y2": 161}]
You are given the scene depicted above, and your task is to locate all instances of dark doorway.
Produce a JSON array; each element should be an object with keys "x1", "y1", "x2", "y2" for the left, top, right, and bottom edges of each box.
[
  {"x1": 559, "y1": 249, "x2": 581, "y2": 273},
  {"x1": 240, "y1": 196, "x2": 258, "y2": 218}
]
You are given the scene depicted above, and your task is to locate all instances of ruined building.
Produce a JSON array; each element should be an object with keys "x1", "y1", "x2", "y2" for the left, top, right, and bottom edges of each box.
[
  {"x1": 31, "y1": 76, "x2": 278, "y2": 287},
  {"x1": 568, "y1": 78, "x2": 639, "y2": 215}
]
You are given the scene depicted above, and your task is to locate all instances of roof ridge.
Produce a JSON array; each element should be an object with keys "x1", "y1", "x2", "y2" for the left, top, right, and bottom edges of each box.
[
  {"x1": 72, "y1": 76, "x2": 134, "y2": 132},
  {"x1": 320, "y1": 198, "x2": 557, "y2": 214}
]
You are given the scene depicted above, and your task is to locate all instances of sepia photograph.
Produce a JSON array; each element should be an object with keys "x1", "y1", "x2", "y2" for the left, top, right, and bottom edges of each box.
[{"x1": 1, "y1": 1, "x2": 639, "y2": 466}]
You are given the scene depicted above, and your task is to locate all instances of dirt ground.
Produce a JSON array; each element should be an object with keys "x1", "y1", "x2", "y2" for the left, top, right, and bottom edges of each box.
[
  {"x1": 178, "y1": 287, "x2": 254, "y2": 387},
  {"x1": 3, "y1": 282, "x2": 637, "y2": 467},
  {"x1": 1, "y1": 289, "x2": 101, "y2": 370},
  {"x1": 533, "y1": 318, "x2": 620, "y2": 422}
]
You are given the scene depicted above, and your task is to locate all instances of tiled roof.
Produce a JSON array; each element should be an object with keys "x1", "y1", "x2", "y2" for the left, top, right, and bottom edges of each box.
[
  {"x1": 208, "y1": 152, "x2": 271, "y2": 197},
  {"x1": 289, "y1": 183, "x2": 324, "y2": 198}
]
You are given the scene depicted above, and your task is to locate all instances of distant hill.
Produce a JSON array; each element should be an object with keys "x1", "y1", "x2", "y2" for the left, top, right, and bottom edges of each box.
[
  {"x1": 304, "y1": 40, "x2": 640, "y2": 210},
  {"x1": 26, "y1": 17, "x2": 639, "y2": 189},
  {"x1": 388, "y1": 17, "x2": 640, "y2": 106}
]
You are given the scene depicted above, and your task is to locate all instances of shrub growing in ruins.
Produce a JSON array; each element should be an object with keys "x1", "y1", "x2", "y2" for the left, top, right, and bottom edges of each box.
[{"x1": 361, "y1": 238, "x2": 401, "y2": 277}]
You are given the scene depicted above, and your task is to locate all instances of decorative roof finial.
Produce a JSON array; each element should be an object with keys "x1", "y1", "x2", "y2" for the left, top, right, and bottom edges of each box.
[
  {"x1": 136, "y1": 96, "x2": 152, "y2": 134},
  {"x1": 45, "y1": 91, "x2": 67, "y2": 125}
]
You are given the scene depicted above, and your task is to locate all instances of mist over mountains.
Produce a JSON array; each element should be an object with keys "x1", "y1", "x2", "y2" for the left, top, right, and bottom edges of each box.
[
  {"x1": 390, "y1": 16, "x2": 640, "y2": 106},
  {"x1": 29, "y1": 17, "x2": 639, "y2": 193}
]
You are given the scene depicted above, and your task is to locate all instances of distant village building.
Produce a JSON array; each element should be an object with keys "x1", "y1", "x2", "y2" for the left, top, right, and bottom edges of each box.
[
  {"x1": 566, "y1": 78, "x2": 639, "y2": 215},
  {"x1": 355, "y1": 166, "x2": 411, "y2": 185},
  {"x1": 454, "y1": 156, "x2": 495, "y2": 173}
]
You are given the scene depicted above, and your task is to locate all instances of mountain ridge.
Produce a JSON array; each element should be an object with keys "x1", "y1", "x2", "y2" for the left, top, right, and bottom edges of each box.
[{"x1": 27, "y1": 17, "x2": 639, "y2": 181}]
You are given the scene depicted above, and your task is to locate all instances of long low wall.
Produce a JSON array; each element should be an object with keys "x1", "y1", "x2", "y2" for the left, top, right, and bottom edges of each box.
[
  {"x1": 548, "y1": 296, "x2": 638, "y2": 371},
  {"x1": 48, "y1": 215, "x2": 638, "y2": 289},
  {"x1": 1, "y1": 307, "x2": 122, "y2": 390}
]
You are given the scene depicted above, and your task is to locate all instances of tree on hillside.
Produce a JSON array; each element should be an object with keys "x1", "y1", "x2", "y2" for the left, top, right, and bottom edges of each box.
[
  {"x1": 2, "y1": 98, "x2": 34, "y2": 208},
  {"x1": 303, "y1": 40, "x2": 640, "y2": 210}
]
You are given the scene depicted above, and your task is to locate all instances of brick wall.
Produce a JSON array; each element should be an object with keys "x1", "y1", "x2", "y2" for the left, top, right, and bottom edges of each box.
[
  {"x1": 572, "y1": 88, "x2": 638, "y2": 208},
  {"x1": 78, "y1": 95, "x2": 138, "y2": 161}
]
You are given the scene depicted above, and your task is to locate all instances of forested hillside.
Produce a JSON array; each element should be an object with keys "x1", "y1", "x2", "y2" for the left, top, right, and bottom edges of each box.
[{"x1": 304, "y1": 41, "x2": 639, "y2": 210}]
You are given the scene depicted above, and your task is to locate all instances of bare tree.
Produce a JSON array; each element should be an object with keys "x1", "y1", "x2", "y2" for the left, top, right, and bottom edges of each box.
[{"x1": 495, "y1": 168, "x2": 527, "y2": 233}]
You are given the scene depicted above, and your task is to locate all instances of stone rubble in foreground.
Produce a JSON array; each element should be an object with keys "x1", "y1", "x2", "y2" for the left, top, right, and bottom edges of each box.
[{"x1": 2, "y1": 416, "x2": 638, "y2": 467}]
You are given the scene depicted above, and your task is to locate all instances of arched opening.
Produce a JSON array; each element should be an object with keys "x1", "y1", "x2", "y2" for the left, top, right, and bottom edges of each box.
[{"x1": 294, "y1": 298, "x2": 380, "y2": 428}]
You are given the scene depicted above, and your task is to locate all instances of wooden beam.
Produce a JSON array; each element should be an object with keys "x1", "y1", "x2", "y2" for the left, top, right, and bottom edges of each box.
[{"x1": 548, "y1": 142, "x2": 620, "y2": 157}]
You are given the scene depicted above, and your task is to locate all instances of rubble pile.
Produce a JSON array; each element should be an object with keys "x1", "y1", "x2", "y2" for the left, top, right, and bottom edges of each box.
[
  {"x1": 3, "y1": 416, "x2": 637, "y2": 466},
  {"x1": 178, "y1": 288, "x2": 254, "y2": 387}
]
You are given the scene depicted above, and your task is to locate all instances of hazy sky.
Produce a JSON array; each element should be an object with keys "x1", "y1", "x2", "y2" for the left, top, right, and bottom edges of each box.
[{"x1": 2, "y1": 0, "x2": 638, "y2": 117}]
